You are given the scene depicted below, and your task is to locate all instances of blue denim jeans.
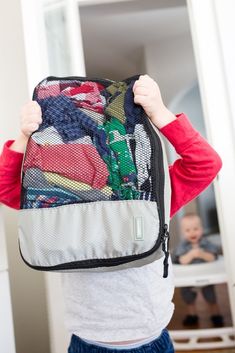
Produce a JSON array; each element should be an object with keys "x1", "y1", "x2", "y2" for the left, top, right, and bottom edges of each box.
[{"x1": 68, "y1": 329, "x2": 175, "y2": 353}]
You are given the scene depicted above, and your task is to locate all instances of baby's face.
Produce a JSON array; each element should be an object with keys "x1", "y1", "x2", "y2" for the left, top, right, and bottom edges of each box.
[{"x1": 180, "y1": 216, "x2": 203, "y2": 244}]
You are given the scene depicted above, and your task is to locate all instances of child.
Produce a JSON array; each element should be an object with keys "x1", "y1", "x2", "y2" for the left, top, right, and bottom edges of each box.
[
  {"x1": 173, "y1": 213, "x2": 224, "y2": 327},
  {"x1": 0, "y1": 74, "x2": 222, "y2": 353}
]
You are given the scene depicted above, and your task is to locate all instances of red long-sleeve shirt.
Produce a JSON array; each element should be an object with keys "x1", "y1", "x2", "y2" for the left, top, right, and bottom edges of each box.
[{"x1": 0, "y1": 113, "x2": 222, "y2": 217}]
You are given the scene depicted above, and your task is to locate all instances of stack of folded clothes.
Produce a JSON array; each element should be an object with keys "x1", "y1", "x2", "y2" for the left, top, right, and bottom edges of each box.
[{"x1": 22, "y1": 78, "x2": 154, "y2": 209}]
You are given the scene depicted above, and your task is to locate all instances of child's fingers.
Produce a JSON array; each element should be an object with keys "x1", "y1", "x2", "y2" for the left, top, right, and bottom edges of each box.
[
  {"x1": 133, "y1": 81, "x2": 148, "y2": 93},
  {"x1": 133, "y1": 94, "x2": 147, "y2": 105},
  {"x1": 21, "y1": 113, "x2": 42, "y2": 123},
  {"x1": 20, "y1": 122, "x2": 40, "y2": 136},
  {"x1": 21, "y1": 100, "x2": 42, "y2": 115},
  {"x1": 133, "y1": 74, "x2": 155, "y2": 93},
  {"x1": 138, "y1": 74, "x2": 153, "y2": 83},
  {"x1": 133, "y1": 75, "x2": 147, "y2": 90},
  {"x1": 133, "y1": 86, "x2": 149, "y2": 96},
  {"x1": 20, "y1": 100, "x2": 43, "y2": 137},
  {"x1": 27, "y1": 122, "x2": 40, "y2": 131}
]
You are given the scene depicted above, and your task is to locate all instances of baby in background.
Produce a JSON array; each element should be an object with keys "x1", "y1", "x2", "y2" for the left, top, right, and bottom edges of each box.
[{"x1": 172, "y1": 212, "x2": 224, "y2": 327}]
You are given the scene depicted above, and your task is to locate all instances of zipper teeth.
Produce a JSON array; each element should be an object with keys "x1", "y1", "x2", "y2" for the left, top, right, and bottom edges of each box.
[
  {"x1": 46, "y1": 75, "x2": 114, "y2": 86},
  {"x1": 32, "y1": 74, "x2": 143, "y2": 100},
  {"x1": 46, "y1": 74, "x2": 142, "y2": 82},
  {"x1": 38, "y1": 74, "x2": 142, "y2": 89}
]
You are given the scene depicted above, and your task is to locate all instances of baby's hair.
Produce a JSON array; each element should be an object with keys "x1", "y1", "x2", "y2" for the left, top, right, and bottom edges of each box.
[{"x1": 181, "y1": 212, "x2": 201, "y2": 221}]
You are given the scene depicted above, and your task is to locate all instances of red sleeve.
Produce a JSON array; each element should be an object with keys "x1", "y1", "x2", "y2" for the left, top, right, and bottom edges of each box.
[
  {"x1": 0, "y1": 114, "x2": 222, "y2": 215},
  {"x1": 159, "y1": 113, "x2": 222, "y2": 219},
  {"x1": 0, "y1": 140, "x2": 24, "y2": 210}
]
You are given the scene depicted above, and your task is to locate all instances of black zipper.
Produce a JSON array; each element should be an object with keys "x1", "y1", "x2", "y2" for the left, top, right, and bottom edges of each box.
[
  {"x1": 161, "y1": 224, "x2": 170, "y2": 278},
  {"x1": 32, "y1": 75, "x2": 115, "y2": 101},
  {"x1": 141, "y1": 113, "x2": 170, "y2": 278},
  {"x1": 32, "y1": 74, "x2": 142, "y2": 102},
  {"x1": 46, "y1": 74, "x2": 141, "y2": 85},
  {"x1": 46, "y1": 75, "x2": 114, "y2": 86}
]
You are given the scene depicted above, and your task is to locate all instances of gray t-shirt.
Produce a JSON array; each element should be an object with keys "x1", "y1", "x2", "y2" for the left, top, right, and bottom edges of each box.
[
  {"x1": 61, "y1": 255, "x2": 175, "y2": 341},
  {"x1": 172, "y1": 237, "x2": 220, "y2": 264}
]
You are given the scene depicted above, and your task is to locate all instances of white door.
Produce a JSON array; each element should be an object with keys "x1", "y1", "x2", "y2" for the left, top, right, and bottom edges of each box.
[
  {"x1": 0, "y1": 271, "x2": 16, "y2": 353},
  {"x1": 0, "y1": 209, "x2": 16, "y2": 353},
  {"x1": 20, "y1": 1, "x2": 86, "y2": 352},
  {"x1": 187, "y1": 0, "x2": 235, "y2": 328}
]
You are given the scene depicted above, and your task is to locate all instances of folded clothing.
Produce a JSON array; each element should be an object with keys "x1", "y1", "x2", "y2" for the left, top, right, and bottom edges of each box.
[
  {"x1": 104, "y1": 81, "x2": 128, "y2": 124},
  {"x1": 22, "y1": 76, "x2": 154, "y2": 209},
  {"x1": 25, "y1": 186, "x2": 81, "y2": 209},
  {"x1": 32, "y1": 126, "x2": 93, "y2": 146},
  {"x1": 23, "y1": 139, "x2": 109, "y2": 189},
  {"x1": 62, "y1": 81, "x2": 106, "y2": 114},
  {"x1": 44, "y1": 172, "x2": 113, "y2": 201},
  {"x1": 104, "y1": 116, "x2": 137, "y2": 184},
  {"x1": 37, "y1": 94, "x2": 110, "y2": 160},
  {"x1": 36, "y1": 80, "x2": 81, "y2": 99}
]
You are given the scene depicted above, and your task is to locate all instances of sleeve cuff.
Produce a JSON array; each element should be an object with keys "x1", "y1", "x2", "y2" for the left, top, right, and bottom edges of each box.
[
  {"x1": 0, "y1": 140, "x2": 24, "y2": 171},
  {"x1": 159, "y1": 112, "x2": 199, "y2": 153}
]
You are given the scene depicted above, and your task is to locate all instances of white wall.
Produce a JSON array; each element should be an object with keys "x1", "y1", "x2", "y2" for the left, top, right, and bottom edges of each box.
[
  {"x1": 0, "y1": 1, "x2": 50, "y2": 352},
  {"x1": 143, "y1": 32, "x2": 198, "y2": 245},
  {"x1": 143, "y1": 33, "x2": 197, "y2": 106}
]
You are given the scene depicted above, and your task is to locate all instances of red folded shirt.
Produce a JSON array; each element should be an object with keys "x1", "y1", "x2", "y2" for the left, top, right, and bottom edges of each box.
[{"x1": 23, "y1": 139, "x2": 109, "y2": 189}]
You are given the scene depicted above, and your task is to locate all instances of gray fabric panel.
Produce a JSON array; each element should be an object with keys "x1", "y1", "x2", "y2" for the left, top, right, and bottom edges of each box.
[{"x1": 18, "y1": 200, "x2": 160, "y2": 268}]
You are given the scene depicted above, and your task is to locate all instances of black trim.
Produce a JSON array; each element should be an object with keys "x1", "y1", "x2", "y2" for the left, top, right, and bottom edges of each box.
[
  {"x1": 20, "y1": 138, "x2": 33, "y2": 209},
  {"x1": 46, "y1": 75, "x2": 114, "y2": 87},
  {"x1": 45, "y1": 74, "x2": 141, "y2": 85},
  {"x1": 142, "y1": 112, "x2": 165, "y2": 229},
  {"x1": 33, "y1": 74, "x2": 142, "y2": 96},
  {"x1": 141, "y1": 113, "x2": 170, "y2": 277}
]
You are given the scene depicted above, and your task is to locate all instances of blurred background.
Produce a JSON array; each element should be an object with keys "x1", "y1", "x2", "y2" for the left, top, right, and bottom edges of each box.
[{"x1": 1, "y1": 0, "x2": 235, "y2": 352}]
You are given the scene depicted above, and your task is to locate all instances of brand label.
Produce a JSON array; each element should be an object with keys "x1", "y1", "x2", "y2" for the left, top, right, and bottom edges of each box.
[{"x1": 134, "y1": 216, "x2": 144, "y2": 241}]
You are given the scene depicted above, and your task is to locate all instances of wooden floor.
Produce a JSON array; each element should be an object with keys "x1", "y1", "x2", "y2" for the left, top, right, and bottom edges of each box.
[{"x1": 167, "y1": 283, "x2": 235, "y2": 352}]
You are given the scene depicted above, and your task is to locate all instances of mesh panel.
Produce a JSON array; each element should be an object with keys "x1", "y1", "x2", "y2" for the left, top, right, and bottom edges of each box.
[{"x1": 21, "y1": 77, "x2": 155, "y2": 209}]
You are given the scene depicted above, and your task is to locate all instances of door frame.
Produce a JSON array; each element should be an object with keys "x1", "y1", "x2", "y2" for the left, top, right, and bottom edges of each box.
[{"x1": 187, "y1": 0, "x2": 235, "y2": 327}]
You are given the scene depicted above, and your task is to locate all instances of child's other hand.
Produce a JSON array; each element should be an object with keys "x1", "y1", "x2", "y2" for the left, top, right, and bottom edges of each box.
[
  {"x1": 9, "y1": 101, "x2": 42, "y2": 153},
  {"x1": 20, "y1": 100, "x2": 42, "y2": 139},
  {"x1": 133, "y1": 74, "x2": 176, "y2": 129},
  {"x1": 191, "y1": 248, "x2": 216, "y2": 262},
  {"x1": 190, "y1": 248, "x2": 203, "y2": 259}
]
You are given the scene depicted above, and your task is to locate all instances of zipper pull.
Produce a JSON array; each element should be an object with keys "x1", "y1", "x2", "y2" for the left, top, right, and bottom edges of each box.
[{"x1": 161, "y1": 223, "x2": 170, "y2": 278}]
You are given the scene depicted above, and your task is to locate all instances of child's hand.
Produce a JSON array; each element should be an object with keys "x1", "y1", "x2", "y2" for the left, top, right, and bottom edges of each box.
[
  {"x1": 133, "y1": 74, "x2": 176, "y2": 129},
  {"x1": 192, "y1": 248, "x2": 216, "y2": 262},
  {"x1": 20, "y1": 100, "x2": 42, "y2": 139},
  {"x1": 179, "y1": 248, "x2": 204, "y2": 264},
  {"x1": 9, "y1": 101, "x2": 42, "y2": 153},
  {"x1": 190, "y1": 248, "x2": 215, "y2": 262},
  {"x1": 190, "y1": 248, "x2": 203, "y2": 259}
]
